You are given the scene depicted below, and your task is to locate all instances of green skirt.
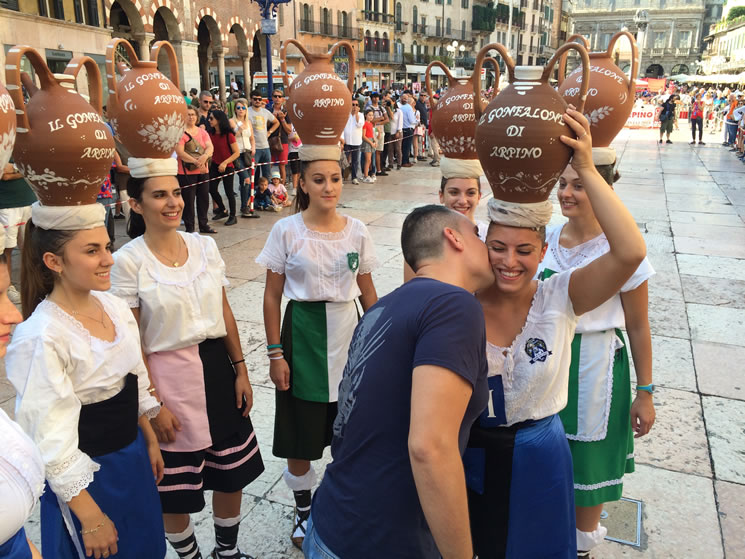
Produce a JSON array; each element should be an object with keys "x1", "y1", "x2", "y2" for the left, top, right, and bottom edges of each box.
[
  {"x1": 559, "y1": 328, "x2": 635, "y2": 507},
  {"x1": 272, "y1": 300, "x2": 354, "y2": 460}
]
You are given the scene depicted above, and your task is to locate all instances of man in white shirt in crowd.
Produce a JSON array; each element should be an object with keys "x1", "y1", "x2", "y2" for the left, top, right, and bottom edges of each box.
[
  {"x1": 344, "y1": 99, "x2": 365, "y2": 184},
  {"x1": 369, "y1": 93, "x2": 389, "y2": 177},
  {"x1": 248, "y1": 89, "x2": 280, "y2": 181},
  {"x1": 399, "y1": 93, "x2": 417, "y2": 167}
]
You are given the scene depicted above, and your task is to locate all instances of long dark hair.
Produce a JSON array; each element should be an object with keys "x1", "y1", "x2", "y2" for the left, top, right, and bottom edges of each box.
[
  {"x1": 210, "y1": 110, "x2": 232, "y2": 136},
  {"x1": 126, "y1": 175, "x2": 148, "y2": 238},
  {"x1": 294, "y1": 159, "x2": 343, "y2": 213},
  {"x1": 20, "y1": 221, "x2": 75, "y2": 318}
]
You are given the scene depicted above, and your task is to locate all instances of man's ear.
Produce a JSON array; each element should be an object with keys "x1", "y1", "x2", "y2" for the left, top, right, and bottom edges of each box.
[{"x1": 442, "y1": 227, "x2": 464, "y2": 253}]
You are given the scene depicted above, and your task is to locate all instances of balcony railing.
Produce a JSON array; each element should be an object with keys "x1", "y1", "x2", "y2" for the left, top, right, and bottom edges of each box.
[
  {"x1": 298, "y1": 20, "x2": 357, "y2": 39},
  {"x1": 520, "y1": 0, "x2": 528, "y2": 8},
  {"x1": 651, "y1": 47, "x2": 666, "y2": 56},
  {"x1": 675, "y1": 47, "x2": 691, "y2": 56},
  {"x1": 403, "y1": 53, "x2": 453, "y2": 66},
  {"x1": 359, "y1": 51, "x2": 404, "y2": 64},
  {"x1": 362, "y1": 10, "x2": 395, "y2": 25},
  {"x1": 455, "y1": 56, "x2": 476, "y2": 69},
  {"x1": 395, "y1": 20, "x2": 409, "y2": 32},
  {"x1": 412, "y1": 23, "x2": 429, "y2": 36}
]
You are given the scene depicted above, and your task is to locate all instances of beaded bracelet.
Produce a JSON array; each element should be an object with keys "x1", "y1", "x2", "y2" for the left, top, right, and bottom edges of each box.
[
  {"x1": 267, "y1": 344, "x2": 283, "y2": 350},
  {"x1": 80, "y1": 514, "x2": 108, "y2": 535}
]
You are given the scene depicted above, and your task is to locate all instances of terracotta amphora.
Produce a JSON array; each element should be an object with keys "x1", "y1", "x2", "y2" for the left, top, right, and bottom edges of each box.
[
  {"x1": 0, "y1": 80, "x2": 16, "y2": 172},
  {"x1": 106, "y1": 39, "x2": 187, "y2": 158},
  {"x1": 280, "y1": 40, "x2": 355, "y2": 150},
  {"x1": 557, "y1": 32, "x2": 639, "y2": 147},
  {"x1": 5, "y1": 46, "x2": 115, "y2": 205},
  {"x1": 425, "y1": 59, "x2": 500, "y2": 160},
  {"x1": 473, "y1": 42, "x2": 590, "y2": 203}
]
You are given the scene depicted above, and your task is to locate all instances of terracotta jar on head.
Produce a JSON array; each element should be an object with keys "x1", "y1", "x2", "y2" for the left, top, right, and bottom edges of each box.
[
  {"x1": 280, "y1": 40, "x2": 356, "y2": 160},
  {"x1": 557, "y1": 32, "x2": 639, "y2": 148},
  {"x1": 425, "y1": 59, "x2": 500, "y2": 162},
  {"x1": 473, "y1": 42, "x2": 590, "y2": 203},
  {"x1": 105, "y1": 39, "x2": 187, "y2": 159},
  {"x1": 5, "y1": 46, "x2": 114, "y2": 205},
  {"x1": 0, "y1": 80, "x2": 16, "y2": 171}
]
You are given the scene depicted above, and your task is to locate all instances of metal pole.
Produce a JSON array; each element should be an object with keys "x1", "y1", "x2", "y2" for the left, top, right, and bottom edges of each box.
[
  {"x1": 507, "y1": 0, "x2": 513, "y2": 57},
  {"x1": 266, "y1": 33, "x2": 274, "y2": 111}
]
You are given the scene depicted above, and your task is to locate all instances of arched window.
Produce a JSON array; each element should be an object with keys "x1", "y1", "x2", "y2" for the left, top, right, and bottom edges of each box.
[
  {"x1": 382, "y1": 0, "x2": 388, "y2": 17},
  {"x1": 340, "y1": 11, "x2": 349, "y2": 37},
  {"x1": 301, "y1": 3, "x2": 311, "y2": 32},
  {"x1": 382, "y1": 32, "x2": 389, "y2": 53},
  {"x1": 461, "y1": 20, "x2": 466, "y2": 40},
  {"x1": 446, "y1": 17, "x2": 451, "y2": 35},
  {"x1": 396, "y1": 2, "x2": 402, "y2": 30},
  {"x1": 412, "y1": 40, "x2": 417, "y2": 54},
  {"x1": 413, "y1": 5, "x2": 418, "y2": 32},
  {"x1": 374, "y1": 31, "x2": 380, "y2": 52}
]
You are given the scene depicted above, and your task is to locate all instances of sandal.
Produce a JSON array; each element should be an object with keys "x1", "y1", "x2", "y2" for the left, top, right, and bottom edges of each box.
[
  {"x1": 291, "y1": 508, "x2": 308, "y2": 550},
  {"x1": 209, "y1": 550, "x2": 256, "y2": 559}
]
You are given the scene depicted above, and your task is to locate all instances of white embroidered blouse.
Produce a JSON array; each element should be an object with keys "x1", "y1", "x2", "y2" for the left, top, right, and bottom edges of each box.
[
  {"x1": 255, "y1": 213, "x2": 378, "y2": 302},
  {"x1": 109, "y1": 232, "x2": 229, "y2": 354},
  {"x1": 0, "y1": 408, "x2": 45, "y2": 545},
  {"x1": 487, "y1": 271, "x2": 579, "y2": 426},
  {"x1": 538, "y1": 224, "x2": 655, "y2": 333},
  {"x1": 5, "y1": 291, "x2": 160, "y2": 503}
]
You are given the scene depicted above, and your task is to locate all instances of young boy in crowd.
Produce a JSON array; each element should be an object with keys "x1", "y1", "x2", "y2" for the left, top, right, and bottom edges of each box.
[
  {"x1": 269, "y1": 168, "x2": 292, "y2": 207},
  {"x1": 362, "y1": 109, "x2": 376, "y2": 183},
  {"x1": 254, "y1": 176, "x2": 282, "y2": 212}
]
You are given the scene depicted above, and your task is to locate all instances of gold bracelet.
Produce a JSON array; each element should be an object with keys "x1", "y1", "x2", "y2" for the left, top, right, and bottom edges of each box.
[
  {"x1": 147, "y1": 386, "x2": 157, "y2": 394},
  {"x1": 80, "y1": 514, "x2": 108, "y2": 535}
]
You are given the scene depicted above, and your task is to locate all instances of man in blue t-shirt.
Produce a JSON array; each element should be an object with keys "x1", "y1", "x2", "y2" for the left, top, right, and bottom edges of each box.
[{"x1": 307, "y1": 205, "x2": 495, "y2": 559}]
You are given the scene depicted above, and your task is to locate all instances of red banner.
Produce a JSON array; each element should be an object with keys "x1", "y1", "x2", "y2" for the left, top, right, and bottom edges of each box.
[{"x1": 625, "y1": 104, "x2": 662, "y2": 129}]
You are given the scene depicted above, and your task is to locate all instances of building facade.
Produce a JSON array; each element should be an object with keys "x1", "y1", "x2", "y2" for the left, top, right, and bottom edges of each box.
[
  {"x1": 702, "y1": 8, "x2": 745, "y2": 74},
  {"x1": 568, "y1": 0, "x2": 707, "y2": 77},
  {"x1": 0, "y1": 0, "x2": 283, "y2": 102}
]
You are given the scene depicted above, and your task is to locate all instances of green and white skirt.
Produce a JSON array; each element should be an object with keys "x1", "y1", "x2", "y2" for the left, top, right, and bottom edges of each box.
[
  {"x1": 273, "y1": 299, "x2": 358, "y2": 460},
  {"x1": 559, "y1": 328, "x2": 635, "y2": 507}
]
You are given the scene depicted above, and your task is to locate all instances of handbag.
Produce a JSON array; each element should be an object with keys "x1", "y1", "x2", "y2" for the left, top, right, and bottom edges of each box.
[
  {"x1": 269, "y1": 133, "x2": 283, "y2": 155},
  {"x1": 182, "y1": 132, "x2": 209, "y2": 171}
]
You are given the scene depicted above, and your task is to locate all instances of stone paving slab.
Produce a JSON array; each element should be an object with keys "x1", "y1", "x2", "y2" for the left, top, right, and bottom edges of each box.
[
  {"x1": 687, "y1": 304, "x2": 745, "y2": 346},
  {"x1": 674, "y1": 235, "x2": 745, "y2": 259},
  {"x1": 681, "y1": 275, "x2": 745, "y2": 309},
  {"x1": 715, "y1": 480, "x2": 745, "y2": 559},
  {"x1": 693, "y1": 341, "x2": 745, "y2": 401},
  {"x1": 702, "y1": 396, "x2": 745, "y2": 485},
  {"x1": 669, "y1": 210, "x2": 745, "y2": 227},
  {"x1": 676, "y1": 253, "x2": 745, "y2": 280}
]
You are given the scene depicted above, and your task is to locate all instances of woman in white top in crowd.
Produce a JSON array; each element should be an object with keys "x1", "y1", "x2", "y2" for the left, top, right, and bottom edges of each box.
[
  {"x1": 388, "y1": 98, "x2": 404, "y2": 171},
  {"x1": 0, "y1": 254, "x2": 43, "y2": 559},
  {"x1": 257, "y1": 158, "x2": 378, "y2": 549},
  {"x1": 7, "y1": 213, "x2": 165, "y2": 559},
  {"x1": 229, "y1": 98, "x2": 256, "y2": 217},
  {"x1": 537, "y1": 157, "x2": 656, "y2": 557},
  {"x1": 110, "y1": 175, "x2": 264, "y2": 559},
  {"x1": 465, "y1": 108, "x2": 647, "y2": 558}
]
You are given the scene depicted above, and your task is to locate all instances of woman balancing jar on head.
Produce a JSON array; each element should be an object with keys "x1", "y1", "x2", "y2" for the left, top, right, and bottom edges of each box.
[
  {"x1": 0, "y1": 253, "x2": 44, "y2": 559},
  {"x1": 175, "y1": 106, "x2": 216, "y2": 234},
  {"x1": 6, "y1": 193, "x2": 166, "y2": 559},
  {"x1": 537, "y1": 147, "x2": 656, "y2": 558},
  {"x1": 465, "y1": 108, "x2": 648, "y2": 558},
  {"x1": 110, "y1": 169, "x2": 265, "y2": 559},
  {"x1": 256, "y1": 143, "x2": 378, "y2": 551}
]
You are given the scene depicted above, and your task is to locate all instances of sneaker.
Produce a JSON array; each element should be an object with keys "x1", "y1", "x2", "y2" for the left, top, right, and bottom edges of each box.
[
  {"x1": 273, "y1": 206, "x2": 282, "y2": 212},
  {"x1": 417, "y1": 156, "x2": 427, "y2": 161},
  {"x1": 352, "y1": 178, "x2": 359, "y2": 185},
  {"x1": 396, "y1": 164, "x2": 401, "y2": 170},
  {"x1": 209, "y1": 549, "x2": 256, "y2": 559},
  {"x1": 376, "y1": 171, "x2": 388, "y2": 177},
  {"x1": 699, "y1": 141, "x2": 705, "y2": 145},
  {"x1": 659, "y1": 139, "x2": 663, "y2": 144},
  {"x1": 241, "y1": 208, "x2": 251, "y2": 217},
  {"x1": 666, "y1": 139, "x2": 673, "y2": 144},
  {"x1": 430, "y1": 161, "x2": 440, "y2": 167},
  {"x1": 225, "y1": 216, "x2": 237, "y2": 226},
  {"x1": 212, "y1": 210, "x2": 229, "y2": 220},
  {"x1": 362, "y1": 176, "x2": 374, "y2": 183},
  {"x1": 722, "y1": 142, "x2": 731, "y2": 146},
  {"x1": 690, "y1": 141, "x2": 696, "y2": 145},
  {"x1": 7, "y1": 285, "x2": 21, "y2": 305}
]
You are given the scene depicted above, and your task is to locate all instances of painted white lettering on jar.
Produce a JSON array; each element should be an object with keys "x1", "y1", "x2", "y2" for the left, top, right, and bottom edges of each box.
[
  {"x1": 135, "y1": 72, "x2": 165, "y2": 86},
  {"x1": 0, "y1": 93, "x2": 13, "y2": 112},
  {"x1": 153, "y1": 94, "x2": 185, "y2": 105},
  {"x1": 81, "y1": 147, "x2": 116, "y2": 160},
  {"x1": 313, "y1": 98, "x2": 345, "y2": 108},
  {"x1": 451, "y1": 113, "x2": 475, "y2": 122},
  {"x1": 65, "y1": 112, "x2": 104, "y2": 129},
  {"x1": 94, "y1": 129, "x2": 108, "y2": 140},
  {"x1": 48, "y1": 119, "x2": 64, "y2": 132},
  {"x1": 485, "y1": 105, "x2": 564, "y2": 124},
  {"x1": 321, "y1": 84, "x2": 334, "y2": 92},
  {"x1": 505, "y1": 125, "x2": 525, "y2": 137},
  {"x1": 489, "y1": 145, "x2": 543, "y2": 160},
  {"x1": 444, "y1": 93, "x2": 473, "y2": 106},
  {"x1": 303, "y1": 73, "x2": 345, "y2": 86}
]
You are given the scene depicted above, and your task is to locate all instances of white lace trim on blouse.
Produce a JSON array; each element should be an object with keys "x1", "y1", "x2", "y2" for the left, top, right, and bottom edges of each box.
[{"x1": 47, "y1": 449, "x2": 100, "y2": 502}]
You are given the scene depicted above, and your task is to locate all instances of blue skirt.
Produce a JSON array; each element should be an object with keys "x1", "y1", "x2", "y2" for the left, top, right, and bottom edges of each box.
[
  {"x1": 0, "y1": 528, "x2": 31, "y2": 559},
  {"x1": 40, "y1": 429, "x2": 166, "y2": 559},
  {"x1": 465, "y1": 414, "x2": 576, "y2": 558}
]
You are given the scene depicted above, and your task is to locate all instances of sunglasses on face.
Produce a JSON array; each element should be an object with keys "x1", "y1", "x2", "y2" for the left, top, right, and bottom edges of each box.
[
  {"x1": 236, "y1": 106, "x2": 246, "y2": 110},
  {"x1": 252, "y1": 97, "x2": 262, "y2": 101},
  {"x1": 272, "y1": 94, "x2": 283, "y2": 98},
  {"x1": 202, "y1": 100, "x2": 212, "y2": 104}
]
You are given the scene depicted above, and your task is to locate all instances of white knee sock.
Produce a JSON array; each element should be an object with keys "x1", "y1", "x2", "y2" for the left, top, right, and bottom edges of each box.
[{"x1": 577, "y1": 524, "x2": 608, "y2": 552}]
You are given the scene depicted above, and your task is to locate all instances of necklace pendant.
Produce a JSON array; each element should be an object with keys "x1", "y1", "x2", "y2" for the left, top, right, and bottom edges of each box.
[{"x1": 173, "y1": 262, "x2": 179, "y2": 267}]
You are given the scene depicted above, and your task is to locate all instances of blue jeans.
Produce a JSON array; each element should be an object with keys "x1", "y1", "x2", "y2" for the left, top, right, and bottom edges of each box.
[
  {"x1": 254, "y1": 147, "x2": 271, "y2": 182},
  {"x1": 725, "y1": 121, "x2": 737, "y2": 145},
  {"x1": 302, "y1": 515, "x2": 341, "y2": 559},
  {"x1": 344, "y1": 144, "x2": 361, "y2": 179},
  {"x1": 234, "y1": 154, "x2": 252, "y2": 210}
]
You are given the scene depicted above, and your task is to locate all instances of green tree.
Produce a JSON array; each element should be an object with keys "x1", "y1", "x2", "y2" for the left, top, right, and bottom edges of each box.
[{"x1": 727, "y1": 6, "x2": 745, "y2": 20}]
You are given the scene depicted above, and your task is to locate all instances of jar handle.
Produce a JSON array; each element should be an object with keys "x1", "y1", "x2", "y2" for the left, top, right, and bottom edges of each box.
[
  {"x1": 5, "y1": 45, "x2": 57, "y2": 132},
  {"x1": 425, "y1": 61, "x2": 455, "y2": 108},
  {"x1": 544, "y1": 43, "x2": 591, "y2": 114},
  {"x1": 280, "y1": 39, "x2": 312, "y2": 91},
  {"x1": 63, "y1": 56, "x2": 104, "y2": 113},
  {"x1": 472, "y1": 43, "x2": 514, "y2": 122},
  {"x1": 328, "y1": 41, "x2": 356, "y2": 94},
  {"x1": 556, "y1": 34, "x2": 590, "y2": 87},
  {"x1": 106, "y1": 39, "x2": 140, "y2": 109},
  {"x1": 481, "y1": 57, "x2": 502, "y2": 94},
  {"x1": 607, "y1": 30, "x2": 639, "y2": 99},
  {"x1": 150, "y1": 41, "x2": 181, "y2": 89}
]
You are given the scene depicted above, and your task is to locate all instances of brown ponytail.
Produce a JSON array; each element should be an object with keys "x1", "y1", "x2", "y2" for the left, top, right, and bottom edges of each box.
[
  {"x1": 20, "y1": 221, "x2": 75, "y2": 319},
  {"x1": 595, "y1": 164, "x2": 621, "y2": 186}
]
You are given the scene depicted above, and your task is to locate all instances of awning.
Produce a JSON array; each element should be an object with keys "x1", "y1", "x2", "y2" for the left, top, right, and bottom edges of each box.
[{"x1": 405, "y1": 64, "x2": 446, "y2": 76}]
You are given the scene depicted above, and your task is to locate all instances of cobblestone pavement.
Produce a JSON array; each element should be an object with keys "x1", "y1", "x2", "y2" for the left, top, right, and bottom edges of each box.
[{"x1": 2, "y1": 125, "x2": 744, "y2": 558}]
